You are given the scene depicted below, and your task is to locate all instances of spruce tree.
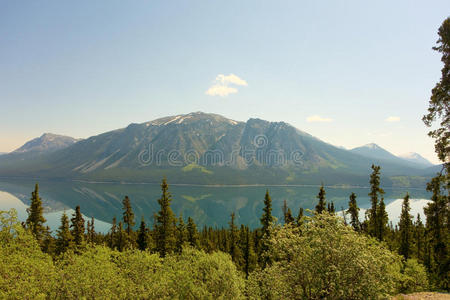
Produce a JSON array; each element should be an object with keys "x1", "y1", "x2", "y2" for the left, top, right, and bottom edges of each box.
[
  {"x1": 229, "y1": 212, "x2": 243, "y2": 266},
  {"x1": 176, "y1": 215, "x2": 187, "y2": 253},
  {"x1": 296, "y1": 207, "x2": 304, "y2": 227},
  {"x1": 56, "y1": 211, "x2": 73, "y2": 255},
  {"x1": 347, "y1": 192, "x2": 360, "y2": 231},
  {"x1": 187, "y1": 216, "x2": 199, "y2": 248},
  {"x1": 154, "y1": 177, "x2": 176, "y2": 257},
  {"x1": 315, "y1": 184, "x2": 326, "y2": 214},
  {"x1": 242, "y1": 225, "x2": 256, "y2": 278},
  {"x1": 117, "y1": 221, "x2": 126, "y2": 252},
  {"x1": 136, "y1": 216, "x2": 148, "y2": 251},
  {"x1": 26, "y1": 183, "x2": 47, "y2": 242},
  {"x1": 70, "y1": 205, "x2": 85, "y2": 247},
  {"x1": 376, "y1": 198, "x2": 388, "y2": 241},
  {"x1": 398, "y1": 193, "x2": 413, "y2": 259},
  {"x1": 122, "y1": 196, "x2": 135, "y2": 236},
  {"x1": 282, "y1": 200, "x2": 295, "y2": 224},
  {"x1": 260, "y1": 190, "x2": 274, "y2": 267},
  {"x1": 86, "y1": 216, "x2": 95, "y2": 244},
  {"x1": 368, "y1": 165, "x2": 385, "y2": 239},
  {"x1": 414, "y1": 213, "x2": 425, "y2": 263},
  {"x1": 109, "y1": 216, "x2": 117, "y2": 249},
  {"x1": 424, "y1": 175, "x2": 449, "y2": 290}
]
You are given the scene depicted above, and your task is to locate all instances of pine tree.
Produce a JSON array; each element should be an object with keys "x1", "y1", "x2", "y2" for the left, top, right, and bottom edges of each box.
[
  {"x1": 70, "y1": 205, "x2": 85, "y2": 247},
  {"x1": 296, "y1": 207, "x2": 304, "y2": 227},
  {"x1": 136, "y1": 216, "x2": 148, "y2": 251},
  {"x1": 398, "y1": 193, "x2": 413, "y2": 259},
  {"x1": 242, "y1": 225, "x2": 256, "y2": 278},
  {"x1": 109, "y1": 216, "x2": 117, "y2": 249},
  {"x1": 86, "y1": 216, "x2": 95, "y2": 244},
  {"x1": 260, "y1": 190, "x2": 274, "y2": 267},
  {"x1": 368, "y1": 165, "x2": 385, "y2": 240},
  {"x1": 414, "y1": 213, "x2": 425, "y2": 263},
  {"x1": 424, "y1": 175, "x2": 449, "y2": 290},
  {"x1": 56, "y1": 211, "x2": 73, "y2": 255},
  {"x1": 347, "y1": 192, "x2": 360, "y2": 231},
  {"x1": 315, "y1": 185, "x2": 326, "y2": 214},
  {"x1": 122, "y1": 196, "x2": 135, "y2": 236},
  {"x1": 154, "y1": 177, "x2": 176, "y2": 257},
  {"x1": 187, "y1": 216, "x2": 199, "y2": 248},
  {"x1": 376, "y1": 198, "x2": 388, "y2": 241},
  {"x1": 327, "y1": 201, "x2": 335, "y2": 214},
  {"x1": 176, "y1": 215, "x2": 187, "y2": 253},
  {"x1": 282, "y1": 200, "x2": 295, "y2": 224},
  {"x1": 116, "y1": 221, "x2": 126, "y2": 251},
  {"x1": 229, "y1": 212, "x2": 243, "y2": 266},
  {"x1": 26, "y1": 183, "x2": 47, "y2": 242}
]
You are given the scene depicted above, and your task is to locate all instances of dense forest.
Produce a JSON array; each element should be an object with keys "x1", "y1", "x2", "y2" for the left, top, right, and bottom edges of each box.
[
  {"x1": 0, "y1": 161, "x2": 448, "y2": 299},
  {"x1": 1, "y1": 15, "x2": 449, "y2": 300}
]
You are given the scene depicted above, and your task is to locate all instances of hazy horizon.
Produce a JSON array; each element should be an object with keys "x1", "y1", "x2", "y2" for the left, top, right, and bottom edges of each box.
[{"x1": 2, "y1": 1, "x2": 449, "y2": 164}]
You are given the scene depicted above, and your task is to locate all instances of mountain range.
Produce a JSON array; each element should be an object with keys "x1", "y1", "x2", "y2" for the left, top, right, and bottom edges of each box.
[{"x1": 0, "y1": 112, "x2": 437, "y2": 187}]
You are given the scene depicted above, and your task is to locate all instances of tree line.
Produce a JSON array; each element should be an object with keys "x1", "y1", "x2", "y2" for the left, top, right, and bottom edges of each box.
[{"x1": 24, "y1": 162, "x2": 448, "y2": 291}]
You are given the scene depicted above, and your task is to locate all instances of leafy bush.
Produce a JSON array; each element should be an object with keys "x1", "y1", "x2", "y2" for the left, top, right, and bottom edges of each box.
[{"x1": 247, "y1": 213, "x2": 403, "y2": 299}]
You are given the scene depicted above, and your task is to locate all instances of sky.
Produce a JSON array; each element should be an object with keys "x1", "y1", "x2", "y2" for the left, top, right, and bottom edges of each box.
[{"x1": 0, "y1": 1, "x2": 449, "y2": 164}]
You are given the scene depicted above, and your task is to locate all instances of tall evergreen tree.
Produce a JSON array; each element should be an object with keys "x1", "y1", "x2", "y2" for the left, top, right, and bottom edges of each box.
[
  {"x1": 176, "y1": 215, "x2": 187, "y2": 253},
  {"x1": 260, "y1": 190, "x2": 274, "y2": 267},
  {"x1": 368, "y1": 165, "x2": 385, "y2": 240},
  {"x1": 116, "y1": 221, "x2": 126, "y2": 252},
  {"x1": 242, "y1": 225, "x2": 256, "y2": 278},
  {"x1": 187, "y1": 216, "x2": 199, "y2": 248},
  {"x1": 414, "y1": 213, "x2": 425, "y2": 263},
  {"x1": 315, "y1": 185, "x2": 326, "y2": 214},
  {"x1": 26, "y1": 183, "x2": 47, "y2": 242},
  {"x1": 56, "y1": 211, "x2": 73, "y2": 255},
  {"x1": 347, "y1": 192, "x2": 360, "y2": 232},
  {"x1": 229, "y1": 212, "x2": 243, "y2": 266},
  {"x1": 282, "y1": 200, "x2": 294, "y2": 224},
  {"x1": 296, "y1": 207, "x2": 304, "y2": 227},
  {"x1": 398, "y1": 193, "x2": 413, "y2": 259},
  {"x1": 70, "y1": 205, "x2": 85, "y2": 247},
  {"x1": 376, "y1": 198, "x2": 388, "y2": 242},
  {"x1": 154, "y1": 178, "x2": 177, "y2": 257},
  {"x1": 122, "y1": 196, "x2": 135, "y2": 236},
  {"x1": 136, "y1": 216, "x2": 148, "y2": 251},
  {"x1": 109, "y1": 216, "x2": 117, "y2": 249},
  {"x1": 424, "y1": 175, "x2": 449, "y2": 290}
]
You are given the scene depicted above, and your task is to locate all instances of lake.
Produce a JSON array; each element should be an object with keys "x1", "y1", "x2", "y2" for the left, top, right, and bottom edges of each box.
[{"x1": 0, "y1": 178, "x2": 431, "y2": 232}]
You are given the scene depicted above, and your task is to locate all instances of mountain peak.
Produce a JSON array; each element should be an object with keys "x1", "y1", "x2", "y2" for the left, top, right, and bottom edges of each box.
[
  {"x1": 362, "y1": 143, "x2": 381, "y2": 149},
  {"x1": 14, "y1": 133, "x2": 80, "y2": 154},
  {"x1": 145, "y1": 112, "x2": 241, "y2": 127},
  {"x1": 398, "y1": 152, "x2": 433, "y2": 167}
]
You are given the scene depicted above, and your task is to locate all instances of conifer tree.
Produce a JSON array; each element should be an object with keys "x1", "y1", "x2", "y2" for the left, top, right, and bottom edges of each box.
[
  {"x1": 315, "y1": 184, "x2": 326, "y2": 214},
  {"x1": 282, "y1": 200, "x2": 295, "y2": 224},
  {"x1": 26, "y1": 183, "x2": 47, "y2": 242},
  {"x1": 424, "y1": 175, "x2": 449, "y2": 290},
  {"x1": 368, "y1": 165, "x2": 385, "y2": 239},
  {"x1": 229, "y1": 212, "x2": 243, "y2": 266},
  {"x1": 109, "y1": 216, "x2": 117, "y2": 249},
  {"x1": 398, "y1": 193, "x2": 413, "y2": 259},
  {"x1": 136, "y1": 216, "x2": 148, "y2": 251},
  {"x1": 70, "y1": 205, "x2": 85, "y2": 247},
  {"x1": 327, "y1": 201, "x2": 335, "y2": 214},
  {"x1": 414, "y1": 213, "x2": 425, "y2": 263},
  {"x1": 260, "y1": 190, "x2": 274, "y2": 267},
  {"x1": 154, "y1": 177, "x2": 176, "y2": 257},
  {"x1": 56, "y1": 211, "x2": 73, "y2": 255},
  {"x1": 187, "y1": 216, "x2": 199, "y2": 248},
  {"x1": 242, "y1": 225, "x2": 256, "y2": 278},
  {"x1": 376, "y1": 198, "x2": 388, "y2": 241},
  {"x1": 122, "y1": 196, "x2": 135, "y2": 236},
  {"x1": 117, "y1": 221, "x2": 126, "y2": 251},
  {"x1": 176, "y1": 215, "x2": 187, "y2": 253},
  {"x1": 86, "y1": 216, "x2": 95, "y2": 244},
  {"x1": 347, "y1": 192, "x2": 360, "y2": 231},
  {"x1": 296, "y1": 207, "x2": 304, "y2": 227}
]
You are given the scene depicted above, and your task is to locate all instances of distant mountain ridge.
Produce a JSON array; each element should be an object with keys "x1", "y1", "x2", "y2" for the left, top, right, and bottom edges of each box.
[
  {"x1": 13, "y1": 133, "x2": 81, "y2": 154},
  {"x1": 350, "y1": 143, "x2": 433, "y2": 170},
  {"x1": 0, "y1": 112, "x2": 434, "y2": 187}
]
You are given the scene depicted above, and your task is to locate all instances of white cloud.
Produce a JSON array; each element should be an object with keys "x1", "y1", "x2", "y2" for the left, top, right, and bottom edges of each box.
[
  {"x1": 306, "y1": 115, "x2": 333, "y2": 123},
  {"x1": 385, "y1": 116, "x2": 400, "y2": 122},
  {"x1": 205, "y1": 73, "x2": 247, "y2": 97},
  {"x1": 205, "y1": 85, "x2": 238, "y2": 97}
]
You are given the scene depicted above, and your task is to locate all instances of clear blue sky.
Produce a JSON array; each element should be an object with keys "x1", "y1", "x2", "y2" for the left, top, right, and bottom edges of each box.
[{"x1": 1, "y1": 1, "x2": 448, "y2": 163}]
